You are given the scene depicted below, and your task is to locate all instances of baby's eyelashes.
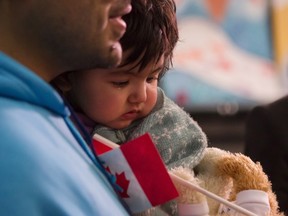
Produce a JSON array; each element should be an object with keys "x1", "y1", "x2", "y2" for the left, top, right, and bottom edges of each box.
[
  {"x1": 146, "y1": 76, "x2": 159, "y2": 83},
  {"x1": 112, "y1": 81, "x2": 129, "y2": 87}
]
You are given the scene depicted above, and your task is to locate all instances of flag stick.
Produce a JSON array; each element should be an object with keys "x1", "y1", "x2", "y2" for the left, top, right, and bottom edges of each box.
[
  {"x1": 93, "y1": 134, "x2": 257, "y2": 216},
  {"x1": 169, "y1": 172, "x2": 257, "y2": 216},
  {"x1": 94, "y1": 134, "x2": 119, "y2": 148}
]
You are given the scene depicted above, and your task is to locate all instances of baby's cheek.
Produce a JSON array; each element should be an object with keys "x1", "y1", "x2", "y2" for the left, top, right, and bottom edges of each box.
[{"x1": 148, "y1": 90, "x2": 158, "y2": 107}]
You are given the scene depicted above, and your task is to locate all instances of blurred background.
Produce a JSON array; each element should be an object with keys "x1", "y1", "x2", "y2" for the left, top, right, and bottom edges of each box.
[{"x1": 160, "y1": 0, "x2": 288, "y2": 152}]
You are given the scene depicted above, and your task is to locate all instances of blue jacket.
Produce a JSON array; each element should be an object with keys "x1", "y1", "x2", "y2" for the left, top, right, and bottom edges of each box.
[{"x1": 0, "y1": 52, "x2": 129, "y2": 216}]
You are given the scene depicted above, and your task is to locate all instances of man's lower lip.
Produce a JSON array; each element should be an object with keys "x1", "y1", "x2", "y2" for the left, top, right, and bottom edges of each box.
[{"x1": 110, "y1": 43, "x2": 121, "y2": 51}]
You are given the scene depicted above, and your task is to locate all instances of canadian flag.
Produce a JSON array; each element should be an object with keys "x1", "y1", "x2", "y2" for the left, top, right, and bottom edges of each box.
[{"x1": 92, "y1": 133, "x2": 179, "y2": 213}]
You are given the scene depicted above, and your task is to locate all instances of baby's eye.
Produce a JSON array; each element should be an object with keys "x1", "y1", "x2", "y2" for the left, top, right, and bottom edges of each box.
[
  {"x1": 146, "y1": 76, "x2": 158, "y2": 83},
  {"x1": 112, "y1": 81, "x2": 129, "y2": 87}
]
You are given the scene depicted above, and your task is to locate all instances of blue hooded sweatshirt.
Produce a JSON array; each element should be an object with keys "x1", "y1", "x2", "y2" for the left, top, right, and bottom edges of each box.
[{"x1": 0, "y1": 52, "x2": 129, "y2": 216}]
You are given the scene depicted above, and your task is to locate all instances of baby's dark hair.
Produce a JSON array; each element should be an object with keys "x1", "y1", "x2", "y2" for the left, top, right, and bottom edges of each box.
[{"x1": 120, "y1": 0, "x2": 179, "y2": 79}]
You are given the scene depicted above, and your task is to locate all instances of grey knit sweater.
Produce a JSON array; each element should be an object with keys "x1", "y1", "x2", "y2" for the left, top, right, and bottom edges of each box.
[{"x1": 93, "y1": 88, "x2": 207, "y2": 170}]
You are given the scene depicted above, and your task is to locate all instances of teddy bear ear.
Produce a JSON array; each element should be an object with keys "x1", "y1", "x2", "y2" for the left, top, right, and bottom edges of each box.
[{"x1": 217, "y1": 153, "x2": 271, "y2": 192}]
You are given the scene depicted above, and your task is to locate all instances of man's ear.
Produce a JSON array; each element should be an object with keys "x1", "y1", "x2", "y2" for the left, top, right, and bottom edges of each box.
[{"x1": 51, "y1": 73, "x2": 72, "y2": 93}]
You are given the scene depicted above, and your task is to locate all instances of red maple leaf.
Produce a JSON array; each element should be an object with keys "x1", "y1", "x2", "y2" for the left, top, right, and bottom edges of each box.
[
  {"x1": 105, "y1": 166, "x2": 111, "y2": 174},
  {"x1": 115, "y1": 172, "x2": 130, "y2": 198}
]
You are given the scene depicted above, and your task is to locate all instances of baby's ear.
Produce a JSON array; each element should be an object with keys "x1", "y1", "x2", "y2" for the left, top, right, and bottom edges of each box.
[{"x1": 51, "y1": 73, "x2": 72, "y2": 93}]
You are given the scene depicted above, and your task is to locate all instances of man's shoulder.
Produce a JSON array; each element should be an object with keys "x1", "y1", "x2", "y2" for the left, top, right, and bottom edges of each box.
[
  {"x1": 268, "y1": 95, "x2": 288, "y2": 108},
  {"x1": 0, "y1": 99, "x2": 129, "y2": 215},
  {"x1": 248, "y1": 95, "x2": 288, "y2": 123}
]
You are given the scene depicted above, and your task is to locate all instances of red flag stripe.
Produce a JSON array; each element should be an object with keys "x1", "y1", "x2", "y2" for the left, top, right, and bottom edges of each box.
[{"x1": 120, "y1": 134, "x2": 178, "y2": 206}]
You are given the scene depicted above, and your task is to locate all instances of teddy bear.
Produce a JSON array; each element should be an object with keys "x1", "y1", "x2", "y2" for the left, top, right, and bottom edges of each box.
[{"x1": 170, "y1": 147, "x2": 284, "y2": 216}]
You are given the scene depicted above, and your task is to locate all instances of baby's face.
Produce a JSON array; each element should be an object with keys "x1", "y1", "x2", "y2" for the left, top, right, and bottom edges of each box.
[{"x1": 69, "y1": 55, "x2": 164, "y2": 129}]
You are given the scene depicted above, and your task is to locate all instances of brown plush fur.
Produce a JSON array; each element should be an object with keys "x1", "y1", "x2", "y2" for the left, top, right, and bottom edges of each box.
[
  {"x1": 195, "y1": 148, "x2": 233, "y2": 213},
  {"x1": 172, "y1": 147, "x2": 284, "y2": 216},
  {"x1": 217, "y1": 152, "x2": 284, "y2": 216},
  {"x1": 171, "y1": 166, "x2": 207, "y2": 204}
]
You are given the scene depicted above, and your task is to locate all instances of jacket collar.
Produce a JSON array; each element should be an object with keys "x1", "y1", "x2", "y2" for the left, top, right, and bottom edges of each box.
[{"x1": 0, "y1": 52, "x2": 69, "y2": 117}]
